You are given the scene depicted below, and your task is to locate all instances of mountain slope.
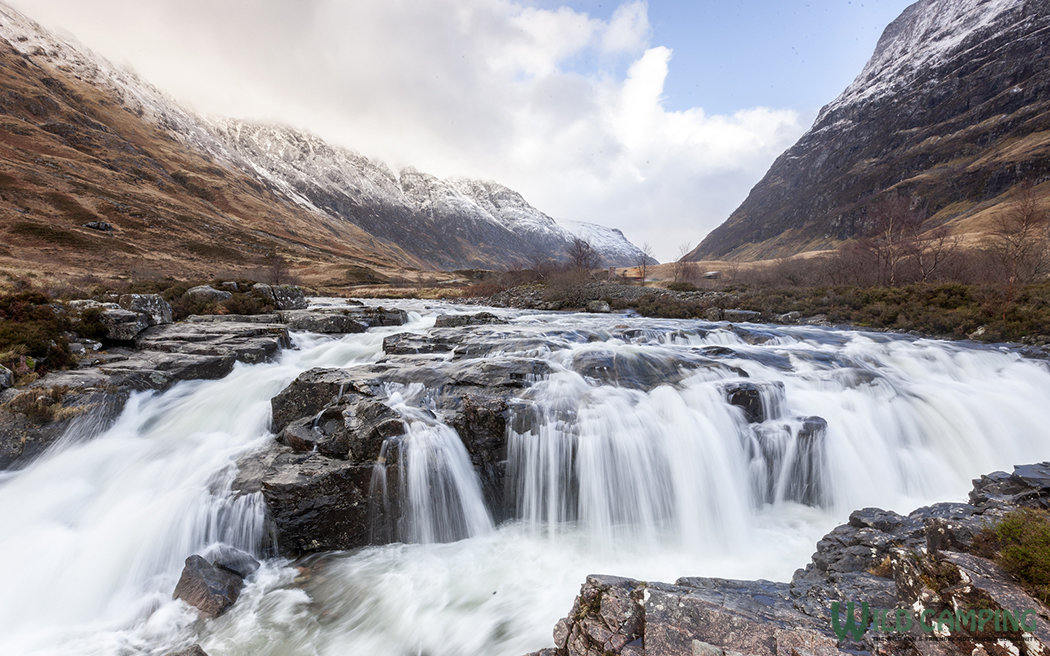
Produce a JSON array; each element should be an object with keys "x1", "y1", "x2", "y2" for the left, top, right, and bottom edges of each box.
[
  {"x1": 0, "y1": 3, "x2": 419, "y2": 285},
  {"x1": 689, "y1": 0, "x2": 1050, "y2": 262},
  {"x1": 0, "y1": 2, "x2": 650, "y2": 276},
  {"x1": 205, "y1": 120, "x2": 654, "y2": 269}
]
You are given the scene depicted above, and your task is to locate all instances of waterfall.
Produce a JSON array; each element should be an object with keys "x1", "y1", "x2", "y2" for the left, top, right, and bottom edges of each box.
[
  {"x1": 370, "y1": 384, "x2": 494, "y2": 544},
  {"x1": 2, "y1": 303, "x2": 1050, "y2": 656}
]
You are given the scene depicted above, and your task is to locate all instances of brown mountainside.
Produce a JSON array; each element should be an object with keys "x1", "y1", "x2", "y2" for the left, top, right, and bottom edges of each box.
[{"x1": 0, "y1": 30, "x2": 420, "y2": 288}]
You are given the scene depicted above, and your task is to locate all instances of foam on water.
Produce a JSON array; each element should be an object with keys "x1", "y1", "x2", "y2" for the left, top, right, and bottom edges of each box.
[{"x1": 2, "y1": 304, "x2": 1049, "y2": 655}]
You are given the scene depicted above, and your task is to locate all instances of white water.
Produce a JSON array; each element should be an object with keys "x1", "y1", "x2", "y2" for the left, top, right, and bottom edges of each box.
[{"x1": 2, "y1": 303, "x2": 1050, "y2": 656}]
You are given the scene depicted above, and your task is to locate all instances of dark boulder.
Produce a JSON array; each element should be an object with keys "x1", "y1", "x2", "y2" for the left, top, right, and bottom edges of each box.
[
  {"x1": 433, "y1": 311, "x2": 505, "y2": 328},
  {"x1": 278, "y1": 309, "x2": 367, "y2": 334},
  {"x1": 172, "y1": 555, "x2": 243, "y2": 619},
  {"x1": 720, "y1": 380, "x2": 785, "y2": 423},
  {"x1": 203, "y1": 544, "x2": 260, "y2": 579},
  {"x1": 234, "y1": 447, "x2": 381, "y2": 556}
]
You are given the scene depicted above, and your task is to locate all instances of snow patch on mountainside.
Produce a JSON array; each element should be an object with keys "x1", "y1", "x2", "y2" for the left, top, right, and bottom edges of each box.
[
  {"x1": 819, "y1": 0, "x2": 1023, "y2": 119},
  {"x1": 562, "y1": 220, "x2": 657, "y2": 265},
  {"x1": 0, "y1": 1, "x2": 649, "y2": 269}
]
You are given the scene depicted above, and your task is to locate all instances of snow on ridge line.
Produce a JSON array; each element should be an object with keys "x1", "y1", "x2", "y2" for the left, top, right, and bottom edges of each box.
[
  {"x1": 0, "y1": 1, "x2": 650, "y2": 266},
  {"x1": 818, "y1": 0, "x2": 1022, "y2": 120}
]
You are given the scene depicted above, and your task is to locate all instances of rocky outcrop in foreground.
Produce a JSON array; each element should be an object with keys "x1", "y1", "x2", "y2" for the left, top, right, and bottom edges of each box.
[{"x1": 529, "y1": 464, "x2": 1050, "y2": 656}]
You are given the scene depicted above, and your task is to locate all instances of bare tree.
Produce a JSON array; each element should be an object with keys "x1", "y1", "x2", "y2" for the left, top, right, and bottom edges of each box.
[
  {"x1": 529, "y1": 251, "x2": 560, "y2": 280},
  {"x1": 911, "y1": 225, "x2": 959, "y2": 283},
  {"x1": 987, "y1": 182, "x2": 1050, "y2": 316},
  {"x1": 858, "y1": 193, "x2": 925, "y2": 286},
  {"x1": 988, "y1": 181, "x2": 1049, "y2": 286},
  {"x1": 671, "y1": 242, "x2": 698, "y2": 283},
  {"x1": 636, "y1": 242, "x2": 654, "y2": 287},
  {"x1": 567, "y1": 238, "x2": 601, "y2": 273},
  {"x1": 263, "y1": 249, "x2": 288, "y2": 285}
]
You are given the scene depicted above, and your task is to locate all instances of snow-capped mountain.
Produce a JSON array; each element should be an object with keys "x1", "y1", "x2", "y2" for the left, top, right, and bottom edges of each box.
[
  {"x1": 0, "y1": 2, "x2": 649, "y2": 271},
  {"x1": 690, "y1": 0, "x2": 1050, "y2": 261},
  {"x1": 206, "y1": 120, "x2": 653, "y2": 269}
]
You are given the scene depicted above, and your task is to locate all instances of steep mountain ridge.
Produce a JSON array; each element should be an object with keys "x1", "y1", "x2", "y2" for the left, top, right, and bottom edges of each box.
[
  {"x1": 690, "y1": 0, "x2": 1050, "y2": 261},
  {"x1": 0, "y1": 2, "x2": 650, "y2": 276},
  {"x1": 0, "y1": 3, "x2": 420, "y2": 285},
  {"x1": 206, "y1": 120, "x2": 654, "y2": 269}
]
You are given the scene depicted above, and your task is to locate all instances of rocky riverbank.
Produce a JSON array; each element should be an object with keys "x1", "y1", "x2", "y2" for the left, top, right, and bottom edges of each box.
[
  {"x1": 0, "y1": 289, "x2": 412, "y2": 469},
  {"x1": 526, "y1": 463, "x2": 1050, "y2": 656}
]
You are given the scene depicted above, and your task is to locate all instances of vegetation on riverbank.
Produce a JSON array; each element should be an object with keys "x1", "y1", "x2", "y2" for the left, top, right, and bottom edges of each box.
[
  {"x1": 620, "y1": 282, "x2": 1050, "y2": 344},
  {"x1": 977, "y1": 509, "x2": 1050, "y2": 603}
]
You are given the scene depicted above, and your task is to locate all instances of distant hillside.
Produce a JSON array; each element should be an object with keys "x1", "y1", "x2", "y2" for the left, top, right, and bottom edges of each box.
[
  {"x1": 0, "y1": 2, "x2": 650, "y2": 285},
  {"x1": 206, "y1": 121, "x2": 655, "y2": 269},
  {"x1": 0, "y1": 3, "x2": 419, "y2": 286},
  {"x1": 689, "y1": 0, "x2": 1050, "y2": 262}
]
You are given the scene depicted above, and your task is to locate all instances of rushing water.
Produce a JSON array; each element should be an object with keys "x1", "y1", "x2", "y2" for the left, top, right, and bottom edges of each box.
[{"x1": 2, "y1": 301, "x2": 1050, "y2": 656}]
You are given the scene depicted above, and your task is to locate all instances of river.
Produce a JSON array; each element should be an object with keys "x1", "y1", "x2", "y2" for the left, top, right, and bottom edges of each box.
[{"x1": 2, "y1": 300, "x2": 1049, "y2": 655}]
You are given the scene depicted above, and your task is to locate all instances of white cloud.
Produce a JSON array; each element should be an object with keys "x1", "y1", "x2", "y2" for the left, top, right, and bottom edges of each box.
[{"x1": 8, "y1": 0, "x2": 806, "y2": 261}]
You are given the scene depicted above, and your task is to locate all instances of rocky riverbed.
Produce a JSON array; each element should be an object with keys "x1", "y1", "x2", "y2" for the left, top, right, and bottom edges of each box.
[
  {"x1": 527, "y1": 464, "x2": 1050, "y2": 656},
  {"x1": 0, "y1": 289, "x2": 410, "y2": 469},
  {"x1": 5, "y1": 297, "x2": 1050, "y2": 656}
]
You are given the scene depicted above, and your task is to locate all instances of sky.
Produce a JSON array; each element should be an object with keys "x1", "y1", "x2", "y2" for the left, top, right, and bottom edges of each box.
[{"x1": 9, "y1": 0, "x2": 915, "y2": 261}]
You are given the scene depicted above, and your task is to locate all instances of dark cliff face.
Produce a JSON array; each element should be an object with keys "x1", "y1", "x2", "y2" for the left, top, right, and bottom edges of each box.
[{"x1": 690, "y1": 0, "x2": 1050, "y2": 262}]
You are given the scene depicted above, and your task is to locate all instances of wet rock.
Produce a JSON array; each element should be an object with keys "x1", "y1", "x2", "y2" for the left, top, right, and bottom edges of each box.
[
  {"x1": 571, "y1": 349, "x2": 725, "y2": 391},
  {"x1": 118, "y1": 293, "x2": 172, "y2": 326},
  {"x1": 1, "y1": 320, "x2": 291, "y2": 470},
  {"x1": 720, "y1": 380, "x2": 785, "y2": 423},
  {"x1": 234, "y1": 447, "x2": 380, "y2": 556},
  {"x1": 187, "y1": 314, "x2": 281, "y2": 324},
  {"x1": 341, "y1": 399, "x2": 406, "y2": 462},
  {"x1": 723, "y1": 309, "x2": 762, "y2": 322},
  {"x1": 451, "y1": 395, "x2": 510, "y2": 517},
  {"x1": 545, "y1": 574, "x2": 842, "y2": 656},
  {"x1": 184, "y1": 285, "x2": 233, "y2": 303},
  {"x1": 0, "y1": 365, "x2": 12, "y2": 390},
  {"x1": 776, "y1": 311, "x2": 802, "y2": 324},
  {"x1": 336, "y1": 306, "x2": 408, "y2": 328},
  {"x1": 172, "y1": 555, "x2": 243, "y2": 619},
  {"x1": 537, "y1": 462, "x2": 1050, "y2": 656},
  {"x1": 969, "y1": 462, "x2": 1050, "y2": 509},
  {"x1": 382, "y1": 332, "x2": 456, "y2": 355},
  {"x1": 278, "y1": 417, "x2": 328, "y2": 453},
  {"x1": 136, "y1": 321, "x2": 290, "y2": 366},
  {"x1": 585, "y1": 300, "x2": 611, "y2": 313},
  {"x1": 270, "y1": 368, "x2": 383, "y2": 433},
  {"x1": 203, "y1": 544, "x2": 260, "y2": 579},
  {"x1": 278, "y1": 309, "x2": 367, "y2": 334},
  {"x1": 434, "y1": 311, "x2": 504, "y2": 328}
]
